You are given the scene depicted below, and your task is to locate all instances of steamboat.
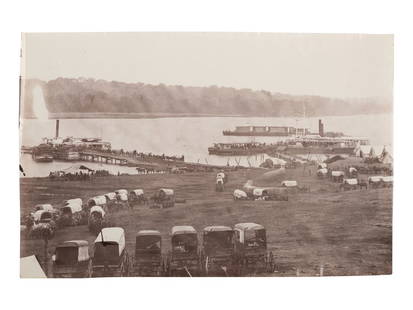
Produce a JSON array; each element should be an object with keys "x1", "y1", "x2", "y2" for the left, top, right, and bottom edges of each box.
[{"x1": 209, "y1": 120, "x2": 370, "y2": 156}]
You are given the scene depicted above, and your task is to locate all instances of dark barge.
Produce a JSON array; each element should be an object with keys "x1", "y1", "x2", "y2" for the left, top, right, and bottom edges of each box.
[{"x1": 223, "y1": 126, "x2": 308, "y2": 137}]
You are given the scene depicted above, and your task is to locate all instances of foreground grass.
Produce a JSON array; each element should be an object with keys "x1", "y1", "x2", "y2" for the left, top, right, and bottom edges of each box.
[{"x1": 20, "y1": 167, "x2": 392, "y2": 277}]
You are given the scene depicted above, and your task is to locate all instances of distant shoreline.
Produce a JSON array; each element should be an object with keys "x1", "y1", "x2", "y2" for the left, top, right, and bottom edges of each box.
[{"x1": 22, "y1": 112, "x2": 392, "y2": 120}]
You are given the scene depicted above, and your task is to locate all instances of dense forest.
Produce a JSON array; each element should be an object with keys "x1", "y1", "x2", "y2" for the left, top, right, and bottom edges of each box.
[{"x1": 21, "y1": 78, "x2": 392, "y2": 118}]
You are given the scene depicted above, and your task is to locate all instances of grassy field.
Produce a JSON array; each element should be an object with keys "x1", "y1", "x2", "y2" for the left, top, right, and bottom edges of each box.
[{"x1": 20, "y1": 166, "x2": 392, "y2": 277}]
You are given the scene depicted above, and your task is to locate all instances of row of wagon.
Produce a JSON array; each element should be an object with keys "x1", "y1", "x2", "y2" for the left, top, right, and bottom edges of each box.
[
  {"x1": 52, "y1": 223, "x2": 275, "y2": 277},
  {"x1": 25, "y1": 188, "x2": 177, "y2": 238},
  {"x1": 316, "y1": 165, "x2": 393, "y2": 190},
  {"x1": 232, "y1": 180, "x2": 299, "y2": 201}
]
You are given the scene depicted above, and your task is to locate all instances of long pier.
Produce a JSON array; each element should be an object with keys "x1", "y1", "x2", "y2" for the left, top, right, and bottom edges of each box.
[
  {"x1": 78, "y1": 150, "x2": 231, "y2": 170},
  {"x1": 77, "y1": 150, "x2": 164, "y2": 168}
]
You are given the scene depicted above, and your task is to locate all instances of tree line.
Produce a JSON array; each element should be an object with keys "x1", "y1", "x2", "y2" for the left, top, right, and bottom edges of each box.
[{"x1": 21, "y1": 78, "x2": 391, "y2": 118}]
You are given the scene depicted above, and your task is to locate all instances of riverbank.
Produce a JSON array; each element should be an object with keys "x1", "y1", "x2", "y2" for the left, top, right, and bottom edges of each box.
[{"x1": 20, "y1": 165, "x2": 392, "y2": 276}]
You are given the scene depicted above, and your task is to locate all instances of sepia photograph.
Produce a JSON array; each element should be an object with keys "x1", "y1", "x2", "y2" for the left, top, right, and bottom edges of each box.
[{"x1": 19, "y1": 32, "x2": 393, "y2": 278}]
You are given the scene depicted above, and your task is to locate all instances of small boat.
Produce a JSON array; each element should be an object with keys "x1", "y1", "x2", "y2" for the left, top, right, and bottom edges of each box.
[{"x1": 32, "y1": 153, "x2": 53, "y2": 162}]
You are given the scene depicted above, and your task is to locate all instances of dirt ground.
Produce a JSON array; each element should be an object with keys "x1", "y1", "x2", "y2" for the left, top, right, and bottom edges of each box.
[{"x1": 20, "y1": 165, "x2": 392, "y2": 277}]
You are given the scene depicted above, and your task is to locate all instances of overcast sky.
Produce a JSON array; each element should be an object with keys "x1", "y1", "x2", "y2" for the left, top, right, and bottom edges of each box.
[{"x1": 22, "y1": 32, "x2": 393, "y2": 99}]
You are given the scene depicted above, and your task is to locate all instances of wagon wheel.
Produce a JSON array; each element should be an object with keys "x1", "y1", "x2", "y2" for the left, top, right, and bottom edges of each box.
[
  {"x1": 165, "y1": 256, "x2": 172, "y2": 276},
  {"x1": 161, "y1": 259, "x2": 167, "y2": 276},
  {"x1": 236, "y1": 257, "x2": 246, "y2": 276},
  {"x1": 87, "y1": 260, "x2": 93, "y2": 277},
  {"x1": 204, "y1": 256, "x2": 209, "y2": 276},
  {"x1": 125, "y1": 254, "x2": 130, "y2": 276},
  {"x1": 266, "y1": 252, "x2": 275, "y2": 273}
]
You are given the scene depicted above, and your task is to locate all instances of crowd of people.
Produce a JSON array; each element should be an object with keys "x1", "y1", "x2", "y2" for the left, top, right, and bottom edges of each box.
[
  {"x1": 75, "y1": 145, "x2": 185, "y2": 162},
  {"x1": 48, "y1": 169, "x2": 111, "y2": 181}
]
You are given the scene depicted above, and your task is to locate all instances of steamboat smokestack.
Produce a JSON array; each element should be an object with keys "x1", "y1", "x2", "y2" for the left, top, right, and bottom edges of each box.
[
  {"x1": 318, "y1": 119, "x2": 324, "y2": 137},
  {"x1": 55, "y1": 119, "x2": 60, "y2": 138}
]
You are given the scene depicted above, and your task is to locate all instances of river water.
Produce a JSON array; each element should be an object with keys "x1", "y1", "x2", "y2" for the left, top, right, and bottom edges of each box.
[{"x1": 20, "y1": 114, "x2": 392, "y2": 177}]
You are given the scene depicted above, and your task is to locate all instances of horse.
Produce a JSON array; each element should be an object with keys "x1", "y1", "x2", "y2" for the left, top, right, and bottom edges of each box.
[{"x1": 358, "y1": 179, "x2": 368, "y2": 190}]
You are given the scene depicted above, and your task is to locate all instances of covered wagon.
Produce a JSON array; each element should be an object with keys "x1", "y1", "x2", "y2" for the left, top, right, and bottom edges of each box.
[
  {"x1": 32, "y1": 209, "x2": 53, "y2": 224},
  {"x1": 91, "y1": 227, "x2": 129, "y2": 277},
  {"x1": 380, "y1": 176, "x2": 393, "y2": 187},
  {"x1": 348, "y1": 167, "x2": 358, "y2": 178},
  {"x1": 60, "y1": 199, "x2": 84, "y2": 226},
  {"x1": 253, "y1": 187, "x2": 288, "y2": 201},
  {"x1": 317, "y1": 168, "x2": 328, "y2": 178},
  {"x1": 103, "y1": 192, "x2": 118, "y2": 211},
  {"x1": 234, "y1": 223, "x2": 274, "y2": 275},
  {"x1": 215, "y1": 177, "x2": 224, "y2": 192},
  {"x1": 368, "y1": 175, "x2": 384, "y2": 188},
  {"x1": 87, "y1": 195, "x2": 107, "y2": 209},
  {"x1": 52, "y1": 240, "x2": 91, "y2": 278},
  {"x1": 129, "y1": 189, "x2": 146, "y2": 205},
  {"x1": 166, "y1": 226, "x2": 201, "y2": 276},
  {"x1": 281, "y1": 180, "x2": 298, "y2": 188},
  {"x1": 88, "y1": 205, "x2": 107, "y2": 233},
  {"x1": 233, "y1": 189, "x2": 248, "y2": 200},
  {"x1": 331, "y1": 171, "x2": 345, "y2": 182},
  {"x1": 151, "y1": 188, "x2": 175, "y2": 208},
  {"x1": 115, "y1": 189, "x2": 128, "y2": 196},
  {"x1": 29, "y1": 210, "x2": 57, "y2": 239},
  {"x1": 114, "y1": 190, "x2": 129, "y2": 208},
  {"x1": 202, "y1": 226, "x2": 235, "y2": 276},
  {"x1": 104, "y1": 192, "x2": 117, "y2": 202},
  {"x1": 341, "y1": 178, "x2": 358, "y2": 191},
  {"x1": 34, "y1": 204, "x2": 55, "y2": 213},
  {"x1": 131, "y1": 230, "x2": 163, "y2": 276},
  {"x1": 63, "y1": 198, "x2": 82, "y2": 208}
]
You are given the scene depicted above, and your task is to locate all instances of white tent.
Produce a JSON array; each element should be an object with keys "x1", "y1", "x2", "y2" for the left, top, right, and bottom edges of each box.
[
  {"x1": 20, "y1": 255, "x2": 47, "y2": 278},
  {"x1": 61, "y1": 164, "x2": 94, "y2": 174},
  {"x1": 380, "y1": 146, "x2": 393, "y2": 165}
]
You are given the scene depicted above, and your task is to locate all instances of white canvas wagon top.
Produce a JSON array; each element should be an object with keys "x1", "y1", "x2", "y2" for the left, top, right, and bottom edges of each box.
[
  {"x1": 253, "y1": 188, "x2": 265, "y2": 196},
  {"x1": 216, "y1": 172, "x2": 225, "y2": 179},
  {"x1": 94, "y1": 227, "x2": 126, "y2": 255},
  {"x1": 63, "y1": 198, "x2": 82, "y2": 207},
  {"x1": 234, "y1": 223, "x2": 265, "y2": 231},
  {"x1": 331, "y1": 171, "x2": 345, "y2": 177},
  {"x1": 88, "y1": 195, "x2": 107, "y2": 206},
  {"x1": 317, "y1": 168, "x2": 328, "y2": 174},
  {"x1": 104, "y1": 192, "x2": 117, "y2": 201},
  {"x1": 117, "y1": 193, "x2": 128, "y2": 201},
  {"x1": 34, "y1": 204, "x2": 54, "y2": 212},
  {"x1": 349, "y1": 167, "x2": 358, "y2": 173},
  {"x1": 159, "y1": 188, "x2": 174, "y2": 196},
  {"x1": 131, "y1": 189, "x2": 144, "y2": 196},
  {"x1": 32, "y1": 209, "x2": 52, "y2": 222},
  {"x1": 381, "y1": 176, "x2": 393, "y2": 183},
  {"x1": 62, "y1": 203, "x2": 83, "y2": 214},
  {"x1": 203, "y1": 226, "x2": 232, "y2": 232},
  {"x1": 115, "y1": 189, "x2": 128, "y2": 195},
  {"x1": 171, "y1": 225, "x2": 197, "y2": 235},
  {"x1": 369, "y1": 176, "x2": 384, "y2": 183},
  {"x1": 281, "y1": 180, "x2": 298, "y2": 187},
  {"x1": 233, "y1": 189, "x2": 247, "y2": 198},
  {"x1": 137, "y1": 230, "x2": 161, "y2": 236},
  {"x1": 343, "y1": 178, "x2": 358, "y2": 185}
]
